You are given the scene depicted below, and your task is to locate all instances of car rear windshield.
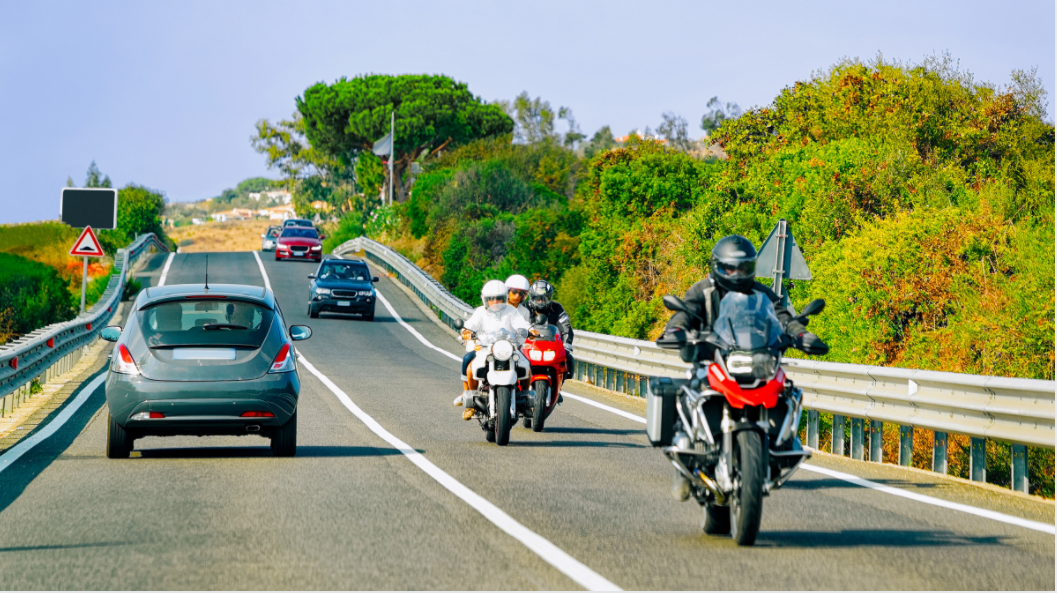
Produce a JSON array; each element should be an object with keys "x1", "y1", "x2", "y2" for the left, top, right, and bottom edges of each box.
[
  {"x1": 280, "y1": 228, "x2": 318, "y2": 239},
  {"x1": 138, "y1": 299, "x2": 275, "y2": 348},
  {"x1": 317, "y1": 262, "x2": 370, "y2": 281},
  {"x1": 285, "y1": 220, "x2": 312, "y2": 227}
]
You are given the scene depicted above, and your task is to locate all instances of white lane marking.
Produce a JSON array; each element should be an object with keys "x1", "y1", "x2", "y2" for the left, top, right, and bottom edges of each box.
[
  {"x1": 252, "y1": 250, "x2": 273, "y2": 292},
  {"x1": 375, "y1": 290, "x2": 461, "y2": 363},
  {"x1": 368, "y1": 288, "x2": 1056, "y2": 536},
  {"x1": 800, "y1": 464, "x2": 1055, "y2": 535},
  {"x1": 560, "y1": 392, "x2": 645, "y2": 425},
  {"x1": 157, "y1": 252, "x2": 175, "y2": 287},
  {"x1": 297, "y1": 355, "x2": 621, "y2": 591},
  {"x1": 0, "y1": 373, "x2": 107, "y2": 475}
]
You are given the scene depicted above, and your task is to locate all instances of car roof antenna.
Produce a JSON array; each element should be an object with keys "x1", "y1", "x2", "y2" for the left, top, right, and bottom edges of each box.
[{"x1": 204, "y1": 254, "x2": 209, "y2": 292}]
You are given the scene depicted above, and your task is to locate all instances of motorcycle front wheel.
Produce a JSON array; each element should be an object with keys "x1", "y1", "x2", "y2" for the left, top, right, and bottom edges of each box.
[
  {"x1": 494, "y1": 386, "x2": 513, "y2": 446},
  {"x1": 531, "y1": 379, "x2": 549, "y2": 433},
  {"x1": 730, "y1": 429, "x2": 765, "y2": 546}
]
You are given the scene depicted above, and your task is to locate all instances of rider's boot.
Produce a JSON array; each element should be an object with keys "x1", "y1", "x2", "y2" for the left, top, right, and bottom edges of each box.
[{"x1": 671, "y1": 471, "x2": 691, "y2": 502}]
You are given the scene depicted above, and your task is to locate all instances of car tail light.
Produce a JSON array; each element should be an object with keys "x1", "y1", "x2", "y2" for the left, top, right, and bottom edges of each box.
[
  {"x1": 129, "y1": 412, "x2": 165, "y2": 420},
  {"x1": 114, "y1": 344, "x2": 140, "y2": 375},
  {"x1": 528, "y1": 350, "x2": 542, "y2": 361},
  {"x1": 241, "y1": 411, "x2": 275, "y2": 418},
  {"x1": 543, "y1": 351, "x2": 556, "y2": 362},
  {"x1": 269, "y1": 344, "x2": 295, "y2": 373}
]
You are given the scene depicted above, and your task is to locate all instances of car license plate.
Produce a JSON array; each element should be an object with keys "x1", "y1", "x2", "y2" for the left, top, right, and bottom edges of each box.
[
  {"x1": 173, "y1": 348, "x2": 236, "y2": 360},
  {"x1": 337, "y1": 300, "x2": 351, "y2": 307}
]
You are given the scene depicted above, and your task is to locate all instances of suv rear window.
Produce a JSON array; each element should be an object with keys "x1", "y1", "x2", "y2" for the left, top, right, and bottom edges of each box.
[{"x1": 139, "y1": 300, "x2": 275, "y2": 348}]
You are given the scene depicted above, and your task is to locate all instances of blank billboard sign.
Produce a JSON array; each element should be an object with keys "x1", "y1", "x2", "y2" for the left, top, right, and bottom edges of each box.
[{"x1": 61, "y1": 188, "x2": 118, "y2": 229}]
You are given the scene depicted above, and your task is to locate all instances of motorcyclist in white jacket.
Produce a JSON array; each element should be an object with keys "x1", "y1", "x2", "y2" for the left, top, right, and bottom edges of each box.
[{"x1": 455, "y1": 279, "x2": 535, "y2": 420}]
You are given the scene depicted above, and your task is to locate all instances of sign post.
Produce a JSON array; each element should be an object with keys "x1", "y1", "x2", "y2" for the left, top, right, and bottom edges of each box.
[
  {"x1": 69, "y1": 226, "x2": 105, "y2": 314},
  {"x1": 755, "y1": 219, "x2": 811, "y2": 311}
]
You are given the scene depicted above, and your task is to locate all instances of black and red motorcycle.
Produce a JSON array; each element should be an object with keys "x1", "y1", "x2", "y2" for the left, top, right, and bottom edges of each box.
[
  {"x1": 520, "y1": 314, "x2": 568, "y2": 432},
  {"x1": 648, "y1": 291, "x2": 827, "y2": 545}
]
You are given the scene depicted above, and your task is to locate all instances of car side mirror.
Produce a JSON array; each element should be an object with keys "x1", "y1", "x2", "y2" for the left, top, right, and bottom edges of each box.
[
  {"x1": 289, "y1": 325, "x2": 312, "y2": 341},
  {"x1": 307, "y1": 274, "x2": 316, "y2": 279},
  {"x1": 371, "y1": 277, "x2": 379, "y2": 283},
  {"x1": 260, "y1": 234, "x2": 266, "y2": 238},
  {"x1": 453, "y1": 319, "x2": 464, "y2": 330},
  {"x1": 319, "y1": 234, "x2": 326, "y2": 240},
  {"x1": 100, "y1": 325, "x2": 122, "y2": 342}
]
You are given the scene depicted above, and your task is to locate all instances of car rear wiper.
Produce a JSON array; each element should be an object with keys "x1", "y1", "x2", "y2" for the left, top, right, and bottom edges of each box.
[{"x1": 200, "y1": 324, "x2": 248, "y2": 331}]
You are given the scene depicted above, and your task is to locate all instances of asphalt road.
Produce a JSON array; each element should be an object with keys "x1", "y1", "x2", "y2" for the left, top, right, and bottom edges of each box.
[{"x1": 0, "y1": 251, "x2": 1052, "y2": 590}]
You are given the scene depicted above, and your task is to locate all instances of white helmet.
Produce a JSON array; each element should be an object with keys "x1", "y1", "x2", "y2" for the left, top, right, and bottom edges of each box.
[
  {"x1": 481, "y1": 279, "x2": 508, "y2": 312},
  {"x1": 505, "y1": 274, "x2": 530, "y2": 293}
]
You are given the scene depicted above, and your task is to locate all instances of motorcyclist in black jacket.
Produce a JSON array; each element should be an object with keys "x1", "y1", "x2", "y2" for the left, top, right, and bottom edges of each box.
[
  {"x1": 525, "y1": 279, "x2": 575, "y2": 379},
  {"x1": 662, "y1": 234, "x2": 827, "y2": 501}
]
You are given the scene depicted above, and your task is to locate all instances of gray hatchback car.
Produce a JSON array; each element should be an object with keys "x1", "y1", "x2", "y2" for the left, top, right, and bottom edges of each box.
[{"x1": 101, "y1": 283, "x2": 312, "y2": 458}]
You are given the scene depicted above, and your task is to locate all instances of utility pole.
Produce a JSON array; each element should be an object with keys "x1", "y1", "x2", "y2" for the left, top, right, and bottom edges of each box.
[{"x1": 389, "y1": 111, "x2": 395, "y2": 207}]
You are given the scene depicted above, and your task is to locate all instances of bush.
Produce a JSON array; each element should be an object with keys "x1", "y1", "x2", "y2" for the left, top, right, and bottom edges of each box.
[{"x1": 0, "y1": 253, "x2": 75, "y2": 342}]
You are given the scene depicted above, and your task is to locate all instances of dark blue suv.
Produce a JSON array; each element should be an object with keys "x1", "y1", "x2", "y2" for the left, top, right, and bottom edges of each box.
[{"x1": 307, "y1": 258, "x2": 379, "y2": 321}]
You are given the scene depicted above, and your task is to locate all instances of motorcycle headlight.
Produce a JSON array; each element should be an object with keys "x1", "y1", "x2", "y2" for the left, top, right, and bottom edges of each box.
[
  {"x1": 315, "y1": 287, "x2": 331, "y2": 295},
  {"x1": 492, "y1": 340, "x2": 514, "y2": 361},
  {"x1": 528, "y1": 350, "x2": 542, "y2": 362},
  {"x1": 726, "y1": 353, "x2": 754, "y2": 375},
  {"x1": 543, "y1": 350, "x2": 556, "y2": 362}
]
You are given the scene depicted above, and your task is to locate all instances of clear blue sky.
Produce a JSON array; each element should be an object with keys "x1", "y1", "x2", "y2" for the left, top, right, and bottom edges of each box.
[{"x1": 1, "y1": 0, "x2": 1052, "y2": 223}]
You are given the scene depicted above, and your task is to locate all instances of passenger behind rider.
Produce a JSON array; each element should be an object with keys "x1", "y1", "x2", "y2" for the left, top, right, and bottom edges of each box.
[
  {"x1": 505, "y1": 274, "x2": 531, "y2": 320},
  {"x1": 455, "y1": 279, "x2": 536, "y2": 420},
  {"x1": 662, "y1": 234, "x2": 827, "y2": 501}
]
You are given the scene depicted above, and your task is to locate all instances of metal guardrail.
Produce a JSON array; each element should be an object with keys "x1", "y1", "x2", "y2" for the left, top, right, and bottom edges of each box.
[
  {"x1": 0, "y1": 233, "x2": 168, "y2": 410},
  {"x1": 335, "y1": 237, "x2": 1055, "y2": 491}
]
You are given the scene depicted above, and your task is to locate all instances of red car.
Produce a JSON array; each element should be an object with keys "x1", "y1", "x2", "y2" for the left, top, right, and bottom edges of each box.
[{"x1": 275, "y1": 226, "x2": 324, "y2": 262}]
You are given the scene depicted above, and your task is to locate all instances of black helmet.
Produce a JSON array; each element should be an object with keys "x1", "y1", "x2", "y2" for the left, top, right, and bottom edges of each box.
[
  {"x1": 710, "y1": 235, "x2": 757, "y2": 293},
  {"x1": 527, "y1": 279, "x2": 554, "y2": 311}
]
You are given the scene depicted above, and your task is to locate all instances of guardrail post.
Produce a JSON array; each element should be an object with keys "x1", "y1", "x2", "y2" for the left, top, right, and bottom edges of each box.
[
  {"x1": 869, "y1": 420, "x2": 883, "y2": 462},
  {"x1": 615, "y1": 371, "x2": 625, "y2": 394},
  {"x1": 899, "y1": 425, "x2": 914, "y2": 466},
  {"x1": 1011, "y1": 445, "x2": 1028, "y2": 493},
  {"x1": 970, "y1": 437, "x2": 986, "y2": 482},
  {"x1": 594, "y1": 365, "x2": 603, "y2": 388},
  {"x1": 638, "y1": 376, "x2": 648, "y2": 398},
  {"x1": 832, "y1": 414, "x2": 845, "y2": 456},
  {"x1": 932, "y1": 432, "x2": 947, "y2": 474},
  {"x1": 851, "y1": 418, "x2": 864, "y2": 460},
  {"x1": 806, "y1": 410, "x2": 818, "y2": 449}
]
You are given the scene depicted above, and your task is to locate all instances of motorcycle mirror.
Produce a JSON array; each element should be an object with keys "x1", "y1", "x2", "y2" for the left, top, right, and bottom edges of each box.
[
  {"x1": 801, "y1": 299, "x2": 825, "y2": 317},
  {"x1": 662, "y1": 294, "x2": 689, "y2": 314},
  {"x1": 453, "y1": 319, "x2": 464, "y2": 330},
  {"x1": 532, "y1": 313, "x2": 547, "y2": 325}
]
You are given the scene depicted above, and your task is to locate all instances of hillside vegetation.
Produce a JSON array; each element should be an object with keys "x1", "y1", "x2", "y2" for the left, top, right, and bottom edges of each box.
[{"x1": 263, "y1": 59, "x2": 1054, "y2": 495}]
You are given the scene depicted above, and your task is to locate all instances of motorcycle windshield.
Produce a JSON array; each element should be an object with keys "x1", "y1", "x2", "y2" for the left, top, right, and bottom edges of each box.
[
  {"x1": 713, "y1": 290, "x2": 783, "y2": 350},
  {"x1": 477, "y1": 328, "x2": 523, "y2": 348}
]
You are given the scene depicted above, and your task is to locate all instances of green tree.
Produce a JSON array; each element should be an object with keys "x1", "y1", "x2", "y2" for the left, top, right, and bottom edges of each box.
[
  {"x1": 236, "y1": 177, "x2": 274, "y2": 194},
  {"x1": 700, "y1": 96, "x2": 742, "y2": 136},
  {"x1": 582, "y1": 126, "x2": 617, "y2": 160},
  {"x1": 297, "y1": 74, "x2": 513, "y2": 202},
  {"x1": 84, "y1": 161, "x2": 112, "y2": 188}
]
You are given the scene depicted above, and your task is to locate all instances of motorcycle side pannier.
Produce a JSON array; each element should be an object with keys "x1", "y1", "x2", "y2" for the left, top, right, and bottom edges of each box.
[{"x1": 647, "y1": 377, "x2": 686, "y2": 447}]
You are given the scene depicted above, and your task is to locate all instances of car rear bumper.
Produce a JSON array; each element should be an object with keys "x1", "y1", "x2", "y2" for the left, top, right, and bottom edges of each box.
[{"x1": 105, "y1": 370, "x2": 300, "y2": 436}]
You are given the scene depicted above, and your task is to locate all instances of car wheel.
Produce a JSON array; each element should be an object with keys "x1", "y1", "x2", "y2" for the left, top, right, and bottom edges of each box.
[
  {"x1": 271, "y1": 412, "x2": 297, "y2": 457},
  {"x1": 308, "y1": 304, "x2": 319, "y2": 319},
  {"x1": 106, "y1": 412, "x2": 132, "y2": 459}
]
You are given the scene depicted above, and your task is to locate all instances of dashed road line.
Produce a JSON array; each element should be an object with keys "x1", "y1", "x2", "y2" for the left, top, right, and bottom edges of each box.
[{"x1": 157, "y1": 252, "x2": 175, "y2": 286}]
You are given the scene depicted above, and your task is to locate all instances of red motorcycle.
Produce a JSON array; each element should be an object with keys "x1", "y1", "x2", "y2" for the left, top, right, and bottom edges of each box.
[
  {"x1": 520, "y1": 314, "x2": 568, "y2": 432},
  {"x1": 648, "y1": 292, "x2": 827, "y2": 545}
]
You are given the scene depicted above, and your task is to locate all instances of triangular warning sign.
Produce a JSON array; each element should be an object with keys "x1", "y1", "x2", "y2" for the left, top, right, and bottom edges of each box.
[{"x1": 69, "y1": 226, "x2": 105, "y2": 257}]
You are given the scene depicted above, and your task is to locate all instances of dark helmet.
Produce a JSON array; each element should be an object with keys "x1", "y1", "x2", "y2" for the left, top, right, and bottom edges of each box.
[
  {"x1": 710, "y1": 235, "x2": 757, "y2": 293},
  {"x1": 527, "y1": 279, "x2": 554, "y2": 311}
]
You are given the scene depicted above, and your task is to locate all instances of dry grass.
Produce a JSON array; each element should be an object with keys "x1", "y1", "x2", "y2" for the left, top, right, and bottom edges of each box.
[{"x1": 168, "y1": 219, "x2": 274, "y2": 252}]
